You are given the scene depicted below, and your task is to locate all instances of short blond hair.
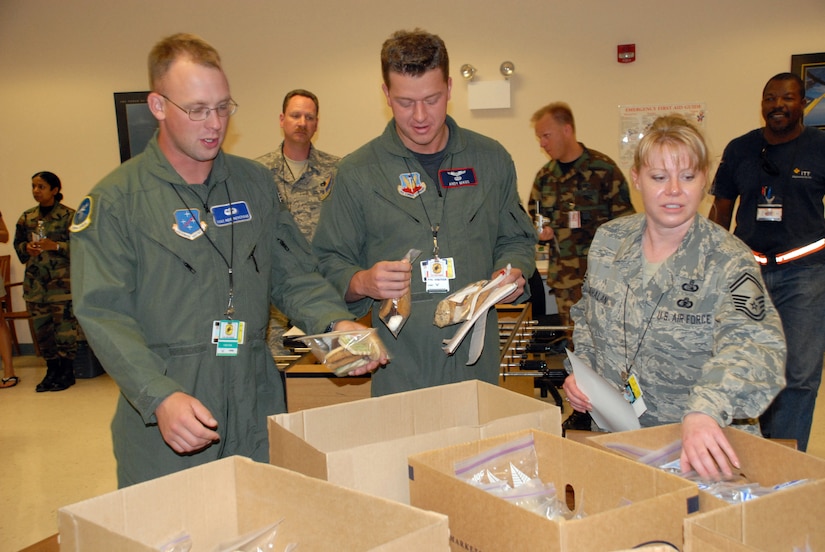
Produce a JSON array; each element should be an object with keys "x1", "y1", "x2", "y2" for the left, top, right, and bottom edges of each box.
[
  {"x1": 633, "y1": 115, "x2": 709, "y2": 174},
  {"x1": 530, "y1": 102, "x2": 575, "y2": 131},
  {"x1": 148, "y1": 33, "x2": 222, "y2": 91}
]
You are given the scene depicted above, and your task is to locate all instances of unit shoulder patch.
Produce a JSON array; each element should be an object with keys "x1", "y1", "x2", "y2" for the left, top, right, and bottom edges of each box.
[{"x1": 70, "y1": 196, "x2": 93, "y2": 232}]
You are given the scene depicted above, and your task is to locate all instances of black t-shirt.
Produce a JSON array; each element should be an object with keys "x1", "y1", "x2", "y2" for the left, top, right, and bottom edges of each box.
[
  {"x1": 413, "y1": 150, "x2": 447, "y2": 189},
  {"x1": 711, "y1": 127, "x2": 825, "y2": 260}
]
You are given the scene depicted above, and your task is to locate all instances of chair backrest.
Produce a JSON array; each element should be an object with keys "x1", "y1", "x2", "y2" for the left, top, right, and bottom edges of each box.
[
  {"x1": 0, "y1": 254, "x2": 11, "y2": 301},
  {"x1": 0, "y1": 253, "x2": 24, "y2": 314},
  {"x1": 0, "y1": 253, "x2": 40, "y2": 355}
]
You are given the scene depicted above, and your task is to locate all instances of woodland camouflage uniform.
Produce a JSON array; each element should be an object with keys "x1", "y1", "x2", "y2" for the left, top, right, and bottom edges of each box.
[
  {"x1": 13, "y1": 202, "x2": 78, "y2": 360},
  {"x1": 531, "y1": 145, "x2": 634, "y2": 322}
]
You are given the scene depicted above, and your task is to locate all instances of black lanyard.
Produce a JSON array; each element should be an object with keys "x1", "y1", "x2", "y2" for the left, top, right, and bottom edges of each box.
[
  {"x1": 404, "y1": 155, "x2": 447, "y2": 259},
  {"x1": 622, "y1": 283, "x2": 666, "y2": 379},
  {"x1": 170, "y1": 180, "x2": 236, "y2": 318}
]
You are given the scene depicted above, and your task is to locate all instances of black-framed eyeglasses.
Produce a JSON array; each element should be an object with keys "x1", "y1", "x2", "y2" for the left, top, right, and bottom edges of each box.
[
  {"x1": 159, "y1": 94, "x2": 238, "y2": 121},
  {"x1": 759, "y1": 147, "x2": 780, "y2": 177}
]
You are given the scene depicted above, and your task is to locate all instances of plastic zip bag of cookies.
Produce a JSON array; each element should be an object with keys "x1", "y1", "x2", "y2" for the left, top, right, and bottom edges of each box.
[
  {"x1": 378, "y1": 248, "x2": 422, "y2": 337},
  {"x1": 298, "y1": 328, "x2": 390, "y2": 377}
]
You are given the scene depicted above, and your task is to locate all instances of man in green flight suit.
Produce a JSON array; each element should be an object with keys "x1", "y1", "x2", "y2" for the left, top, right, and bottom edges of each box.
[
  {"x1": 313, "y1": 29, "x2": 537, "y2": 397},
  {"x1": 71, "y1": 33, "x2": 382, "y2": 487}
]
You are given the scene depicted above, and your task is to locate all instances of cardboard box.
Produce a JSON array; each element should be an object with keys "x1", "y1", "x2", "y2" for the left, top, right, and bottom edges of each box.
[
  {"x1": 586, "y1": 424, "x2": 825, "y2": 510},
  {"x1": 684, "y1": 478, "x2": 825, "y2": 552},
  {"x1": 408, "y1": 429, "x2": 699, "y2": 552},
  {"x1": 269, "y1": 379, "x2": 561, "y2": 504},
  {"x1": 283, "y1": 352, "x2": 371, "y2": 412},
  {"x1": 58, "y1": 456, "x2": 449, "y2": 551}
]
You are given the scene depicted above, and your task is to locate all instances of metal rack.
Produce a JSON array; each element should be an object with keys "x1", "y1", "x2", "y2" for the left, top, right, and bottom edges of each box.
[{"x1": 497, "y1": 304, "x2": 572, "y2": 406}]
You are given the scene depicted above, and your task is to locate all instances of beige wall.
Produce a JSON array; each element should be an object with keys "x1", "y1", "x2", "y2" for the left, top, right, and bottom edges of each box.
[{"x1": 2, "y1": 0, "x2": 824, "y2": 341}]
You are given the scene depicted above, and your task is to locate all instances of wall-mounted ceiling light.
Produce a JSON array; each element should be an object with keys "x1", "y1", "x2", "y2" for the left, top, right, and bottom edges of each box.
[
  {"x1": 460, "y1": 64, "x2": 477, "y2": 81},
  {"x1": 499, "y1": 61, "x2": 515, "y2": 79}
]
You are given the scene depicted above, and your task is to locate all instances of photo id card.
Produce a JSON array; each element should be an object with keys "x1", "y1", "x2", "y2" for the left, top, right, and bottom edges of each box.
[
  {"x1": 623, "y1": 374, "x2": 648, "y2": 418},
  {"x1": 420, "y1": 257, "x2": 455, "y2": 293},
  {"x1": 756, "y1": 203, "x2": 782, "y2": 222},
  {"x1": 212, "y1": 320, "x2": 245, "y2": 356}
]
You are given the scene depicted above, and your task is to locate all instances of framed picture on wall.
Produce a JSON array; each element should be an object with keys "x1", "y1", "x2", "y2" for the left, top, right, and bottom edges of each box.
[
  {"x1": 114, "y1": 91, "x2": 158, "y2": 162},
  {"x1": 791, "y1": 53, "x2": 825, "y2": 130}
]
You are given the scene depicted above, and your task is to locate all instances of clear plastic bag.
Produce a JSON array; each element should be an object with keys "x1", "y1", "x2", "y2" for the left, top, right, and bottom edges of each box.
[
  {"x1": 493, "y1": 479, "x2": 576, "y2": 521},
  {"x1": 663, "y1": 459, "x2": 810, "y2": 504},
  {"x1": 378, "y1": 248, "x2": 421, "y2": 338},
  {"x1": 157, "y1": 531, "x2": 192, "y2": 552},
  {"x1": 647, "y1": 446, "x2": 812, "y2": 504},
  {"x1": 213, "y1": 518, "x2": 297, "y2": 552},
  {"x1": 454, "y1": 433, "x2": 539, "y2": 487},
  {"x1": 603, "y1": 439, "x2": 682, "y2": 467},
  {"x1": 298, "y1": 328, "x2": 389, "y2": 376},
  {"x1": 454, "y1": 434, "x2": 586, "y2": 520}
]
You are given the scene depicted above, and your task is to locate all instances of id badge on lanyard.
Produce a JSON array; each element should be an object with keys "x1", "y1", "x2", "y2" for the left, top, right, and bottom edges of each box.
[
  {"x1": 212, "y1": 320, "x2": 245, "y2": 356},
  {"x1": 623, "y1": 373, "x2": 648, "y2": 418},
  {"x1": 756, "y1": 187, "x2": 782, "y2": 222},
  {"x1": 567, "y1": 202, "x2": 581, "y2": 229}
]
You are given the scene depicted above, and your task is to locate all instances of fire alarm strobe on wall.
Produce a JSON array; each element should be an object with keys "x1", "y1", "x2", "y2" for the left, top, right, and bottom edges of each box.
[{"x1": 618, "y1": 44, "x2": 636, "y2": 63}]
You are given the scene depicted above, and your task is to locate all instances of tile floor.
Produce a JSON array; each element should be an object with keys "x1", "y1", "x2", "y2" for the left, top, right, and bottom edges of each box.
[{"x1": 2, "y1": 355, "x2": 824, "y2": 551}]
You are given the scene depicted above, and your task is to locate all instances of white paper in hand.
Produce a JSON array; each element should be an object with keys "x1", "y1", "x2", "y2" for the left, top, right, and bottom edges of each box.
[{"x1": 566, "y1": 349, "x2": 640, "y2": 432}]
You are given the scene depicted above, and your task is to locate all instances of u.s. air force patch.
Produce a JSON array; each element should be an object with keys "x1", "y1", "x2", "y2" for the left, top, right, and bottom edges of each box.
[
  {"x1": 730, "y1": 272, "x2": 766, "y2": 321},
  {"x1": 70, "y1": 196, "x2": 93, "y2": 232}
]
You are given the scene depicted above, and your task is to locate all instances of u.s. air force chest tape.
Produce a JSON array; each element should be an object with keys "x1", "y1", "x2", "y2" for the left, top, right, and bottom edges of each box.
[{"x1": 69, "y1": 196, "x2": 94, "y2": 233}]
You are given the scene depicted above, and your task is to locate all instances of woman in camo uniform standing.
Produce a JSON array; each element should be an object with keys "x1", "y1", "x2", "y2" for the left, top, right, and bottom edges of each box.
[{"x1": 14, "y1": 171, "x2": 77, "y2": 392}]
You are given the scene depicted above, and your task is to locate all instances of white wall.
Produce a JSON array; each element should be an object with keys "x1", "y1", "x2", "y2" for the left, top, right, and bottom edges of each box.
[{"x1": 2, "y1": 0, "x2": 824, "y2": 342}]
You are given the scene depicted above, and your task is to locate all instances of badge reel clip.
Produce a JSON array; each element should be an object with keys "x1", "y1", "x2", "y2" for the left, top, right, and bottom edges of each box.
[{"x1": 379, "y1": 248, "x2": 422, "y2": 338}]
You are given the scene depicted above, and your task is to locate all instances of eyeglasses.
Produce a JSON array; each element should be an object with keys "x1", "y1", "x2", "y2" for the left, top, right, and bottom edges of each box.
[
  {"x1": 159, "y1": 94, "x2": 238, "y2": 121},
  {"x1": 759, "y1": 147, "x2": 780, "y2": 176}
]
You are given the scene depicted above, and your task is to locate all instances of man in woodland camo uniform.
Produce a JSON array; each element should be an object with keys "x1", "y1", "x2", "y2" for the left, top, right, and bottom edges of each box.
[{"x1": 530, "y1": 102, "x2": 635, "y2": 323}]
